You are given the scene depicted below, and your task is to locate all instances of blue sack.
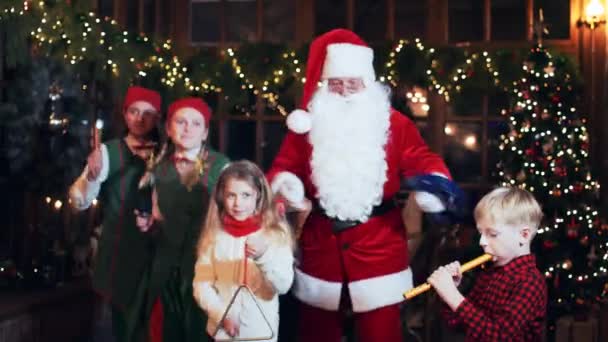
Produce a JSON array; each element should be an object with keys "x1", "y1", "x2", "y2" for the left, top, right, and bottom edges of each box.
[{"x1": 403, "y1": 174, "x2": 468, "y2": 224}]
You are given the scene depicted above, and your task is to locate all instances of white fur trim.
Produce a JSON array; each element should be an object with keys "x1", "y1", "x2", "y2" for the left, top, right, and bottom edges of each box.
[
  {"x1": 414, "y1": 191, "x2": 445, "y2": 213},
  {"x1": 286, "y1": 109, "x2": 312, "y2": 134},
  {"x1": 293, "y1": 268, "x2": 342, "y2": 311},
  {"x1": 348, "y1": 268, "x2": 412, "y2": 312},
  {"x1": 321, "y1": 43, "x2": 375, "y2": 80},
  {"x1": 432, "y1": 172, "x2": 448, "y2": 178},
  {"x1": 270, "y1": 171, "x2": 306, "y2": 209}
]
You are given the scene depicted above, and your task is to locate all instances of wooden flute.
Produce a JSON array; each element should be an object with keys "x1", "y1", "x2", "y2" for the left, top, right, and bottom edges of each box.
[{"x1": 403, "y1": 253, "x2": 493, "y2": 300}]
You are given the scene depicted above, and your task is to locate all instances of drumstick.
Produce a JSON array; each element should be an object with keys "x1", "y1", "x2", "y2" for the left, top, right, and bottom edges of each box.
[
  {"x1": 93, "y1": 119, "x2": 103, "y2": 149},
  {"x1": 403, "y1": 253, "x2": 493, "y2": 300}
]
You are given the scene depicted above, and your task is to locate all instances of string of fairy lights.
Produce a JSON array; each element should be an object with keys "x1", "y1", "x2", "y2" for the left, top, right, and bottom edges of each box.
[
  {"x1": 22, "y1": 0, "x2": 306, "y2": 116},
  {"x1": 448, "y1": 51, "x2": 501, "y2": 101},
  {"x1": 1, "y1": 1, "x2": 508, "y2": 118},
  {"x1": 380, "y1": 38, "x2": 502, "y2": 107},
  {"x1": 225, "y1": 48, "x2": 304, "y2": 116}
]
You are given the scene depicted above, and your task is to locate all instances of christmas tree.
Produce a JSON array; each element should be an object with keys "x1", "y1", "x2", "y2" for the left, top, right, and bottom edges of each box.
[
  {"x1": 0, "y1": 56, "x2": 92, "y2": 288},
  {"x1": 497, "y1": 45, "x2": 607, "y2": 320}
]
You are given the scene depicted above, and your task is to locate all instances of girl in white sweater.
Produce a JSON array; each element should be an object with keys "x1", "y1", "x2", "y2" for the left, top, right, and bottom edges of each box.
[{"x1": 193, "y1": 160, "x2": 294, "y2": 341}]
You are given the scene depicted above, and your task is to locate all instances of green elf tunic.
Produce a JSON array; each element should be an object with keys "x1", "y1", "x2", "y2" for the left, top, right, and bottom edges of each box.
[
  {"x1": 149, "y1": 148, "x2": 229, "y2": 341},
  {"x1": 95, "y1": 138, "x2": 155, "y2": 342}
]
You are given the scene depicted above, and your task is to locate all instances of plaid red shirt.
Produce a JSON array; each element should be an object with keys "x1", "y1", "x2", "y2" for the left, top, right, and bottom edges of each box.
[{"x1": 442, "y1": 254, "x2": 547, "y2": 342}]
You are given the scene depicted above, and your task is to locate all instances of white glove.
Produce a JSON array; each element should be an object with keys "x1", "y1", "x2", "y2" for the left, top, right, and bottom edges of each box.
[
  {"x1": 271, "y1": 172, "x2": 307, "y2": 210},
  {"x1": 414, "y1": 191, "x2": 446, "y2": 213},
  {"x1": 413, "y1": 172, "x2": 449, "y2": 213}
]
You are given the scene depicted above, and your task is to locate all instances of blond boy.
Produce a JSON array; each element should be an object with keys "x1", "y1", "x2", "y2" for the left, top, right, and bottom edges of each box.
[{"x1": 428, "y1": 187, "x2": 547, "y2": 341}]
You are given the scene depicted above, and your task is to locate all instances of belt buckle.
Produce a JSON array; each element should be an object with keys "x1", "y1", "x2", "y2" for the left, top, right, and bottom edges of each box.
[{"x1": 331, "y1": 219, "x2": 360, "y2": 233}]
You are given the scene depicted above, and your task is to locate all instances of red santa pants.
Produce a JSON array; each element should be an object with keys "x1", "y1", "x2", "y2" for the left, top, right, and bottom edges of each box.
[{"x1": 297, "y1": 301, "x2": 403, "y2": 342}]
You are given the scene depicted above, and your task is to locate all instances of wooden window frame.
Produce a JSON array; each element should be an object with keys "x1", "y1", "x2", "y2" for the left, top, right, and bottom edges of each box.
[
  {"x1": 103, "y1": 0, "x2": 585, "y2": 181},
  {"x1": 428, "y1": 0, "x2": 582, "y2": 191}
]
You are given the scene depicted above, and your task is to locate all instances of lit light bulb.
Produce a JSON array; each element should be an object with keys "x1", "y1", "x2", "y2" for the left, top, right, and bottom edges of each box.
[
  {"x1": 586, "y1": 0, "x2": 605, "y2": 18},
  {"x1": 464, "y1": 135, "x2": 477, "y2": 148}
]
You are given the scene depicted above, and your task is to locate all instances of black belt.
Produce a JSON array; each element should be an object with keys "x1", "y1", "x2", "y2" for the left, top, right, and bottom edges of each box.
[{"x1": 314, "y1": 199, "x2": 398, "y2": 233}]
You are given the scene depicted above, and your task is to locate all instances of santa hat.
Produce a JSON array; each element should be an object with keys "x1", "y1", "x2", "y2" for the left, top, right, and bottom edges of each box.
[
  {"x1": 167, "y1": 97, "x2": 211, "y2": 126},
  {"x1": 123, "y1": 86, "x2": 162, "y2": 113},
  {"x1": 287, "y1": 29, "x2": 375, "y2": 134}
]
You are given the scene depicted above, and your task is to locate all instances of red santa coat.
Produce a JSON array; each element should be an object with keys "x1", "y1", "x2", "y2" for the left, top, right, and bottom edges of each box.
[{"x1": 268, "y1": 110, "x2": 451, "y2": 313}]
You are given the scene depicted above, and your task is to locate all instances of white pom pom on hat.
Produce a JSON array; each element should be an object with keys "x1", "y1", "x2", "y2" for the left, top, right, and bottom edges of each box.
[
  {"x1": 286, "y1": 109, "x2": 312, "y2": 134},
  {"x1": 286, "y1": 28, "x2": 375, "y2": 134}
]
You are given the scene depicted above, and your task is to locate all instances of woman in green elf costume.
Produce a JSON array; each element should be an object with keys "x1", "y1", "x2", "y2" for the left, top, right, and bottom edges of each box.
[
  {"x1": 69, "y1": 86, "x2": 163, "y2": 342},
  {"x1": 137, "y1": 97, "x2": 230, "y2": 342}
]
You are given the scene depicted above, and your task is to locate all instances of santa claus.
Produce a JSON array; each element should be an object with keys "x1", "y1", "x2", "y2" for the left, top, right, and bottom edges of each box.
[{"x1": 268, "y1": 29, "x2": 456, "y2": 341}]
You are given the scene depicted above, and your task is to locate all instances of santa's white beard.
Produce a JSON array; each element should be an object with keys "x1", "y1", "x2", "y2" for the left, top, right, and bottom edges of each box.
[{"x1": 308, "y1": 81, "x2": 391, "y2": 222}]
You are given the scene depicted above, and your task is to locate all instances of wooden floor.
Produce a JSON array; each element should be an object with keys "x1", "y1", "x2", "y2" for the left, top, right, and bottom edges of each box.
[
  {"x1": 0, "y1": 281, "x2": 463, "y2": 342},
  {"x1": 0, "y1": 279, "x2": 94, "y2": 342}
]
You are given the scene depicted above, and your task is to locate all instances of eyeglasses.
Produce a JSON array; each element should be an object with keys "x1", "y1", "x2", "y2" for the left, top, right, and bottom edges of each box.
[{"x1": 327, "y1": 77, "x2": 365, "y2": 95}]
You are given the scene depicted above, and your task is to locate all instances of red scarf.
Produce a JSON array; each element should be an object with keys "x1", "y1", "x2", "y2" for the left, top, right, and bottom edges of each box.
[{"x1": 222, "y1": 214, "x2": 262, "y2": 237}]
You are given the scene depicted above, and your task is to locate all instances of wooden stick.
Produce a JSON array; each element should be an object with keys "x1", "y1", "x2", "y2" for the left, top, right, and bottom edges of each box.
[
  {"x1": 91, "y1": 120, "x2": 102, "y2": 150},
  {"x1": 403, "y1": 254, "x2": 493, "y2": 300}
]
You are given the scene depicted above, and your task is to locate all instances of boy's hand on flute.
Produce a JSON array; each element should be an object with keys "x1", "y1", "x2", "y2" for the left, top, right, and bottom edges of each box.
[
  {"x1": 443, "y1": 261, "x2": 463, "y2": 286},
  {"x1": 428, "y1": 264, "x2": 465, "y2": 311},
  {"x1": 404, "y1": 254, "x2": 492, "y2": 301}
]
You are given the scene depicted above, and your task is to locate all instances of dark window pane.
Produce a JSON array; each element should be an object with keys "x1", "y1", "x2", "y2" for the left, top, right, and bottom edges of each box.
[
  {"x1": 127, "y1": 0, "x2": 138, "y2": 32},
  {"x1": 488, "y1": 91, "x2": 509, "y2": 118},
  {"x1": 450, "y1": 90, "x2": 483, "y2": 116},
  {"x1": 488, "y1": 120, "x2": 509, "y2": 182},
  {"x1": 444, "y1": 122, "x2": 482, "y2": 183},
  {"x1": 448, "y1": 0, "x2": 484, "y2": 43},
  {"x1": 355, "y1": 0, "x2": 386, "y2": 42},
  {"x1": 201, "y1": 92, "x2": 221, "y2": 150},
  {"x1": 315, "y1": 0, "x2": 347, "y2": 35},
  {"x1": 158, "y1": 0, "x2": 173, "y2": 37},
  {"x1": 534, "y1": 0, "x2": 570, "y2": 40},
  {"x1": 201, "y1": 92, "x2": 221, "y2": 114},
  {"x1": 226, "y1": 0, "x2": 257, "y2": 42},
  {"x1": 395, "y1": 2, "x2": 426, "y2": 39},
  {"x1": 262, "y1": 122, "x2": 287, "y2": 171},
  {"x1": 98, "y1": 0, "x2": 113, "y2": 18},
  {"x1": 264, "y1": 0, "x2": 295, "y2": 42},
  {"x1": 226, "y1": 91, "x2": 257, "y2": 117},
  {"x1": 491, "y1": 0, "x2": 526, "y2": 40},
  {"x1": 144, "y1": 0, "x2": 156, "y2": 35},
  {"x1": 191, "y1": 1, "x2": 221, "y2": 43},
  {"x1": 208, "y1": 120, "x2": 220, "y2": 150},
  {"x1": 226, "y1": 121, "x2": 256, "y2": 161},
  {"x1": 0, "y1": 194, "x2": 10, "y2": 256}
]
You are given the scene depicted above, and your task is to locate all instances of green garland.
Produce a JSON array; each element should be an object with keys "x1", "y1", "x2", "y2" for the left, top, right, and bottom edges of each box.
[{"x1": 0, "y1": 0, "x2": 583, "y2": 118}]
